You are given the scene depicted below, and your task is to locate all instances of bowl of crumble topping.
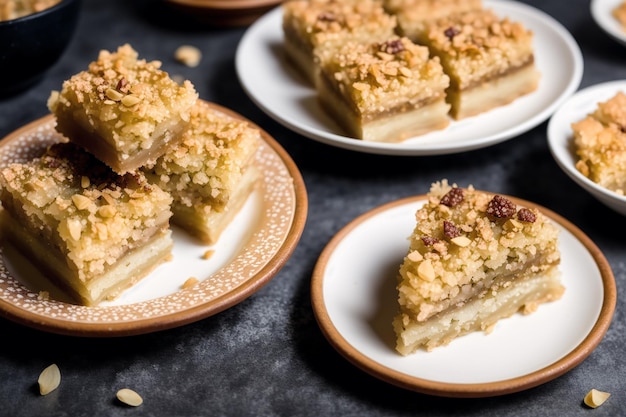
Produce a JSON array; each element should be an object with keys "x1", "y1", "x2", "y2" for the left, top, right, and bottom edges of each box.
[{"x1": 0, "y1": 0, "x2": 81, "y2": 97}]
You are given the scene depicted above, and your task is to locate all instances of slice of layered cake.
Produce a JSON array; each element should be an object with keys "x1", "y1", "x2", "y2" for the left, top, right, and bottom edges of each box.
[
  {"x1": 571, "y1": 91, "x2": 626, "y2": 196},
  {"x1": 314, "y1": 37, "x2": 450, "y2": 142},
  {"x1": 47, "y1": 43, "x2": 198, "y2": 174},
  {"x1": 417, "y1": 9, "x2": 540, "y2": 120},
  {"x1": 282, "y1": 0, "x2": 397, "y2": 84},
  {"x1": 382, "y1": 0, "x2": 482, "y2": 43},
  {"x1": 142, "y1": 101, "x2": 261, "y2": 244},
  {"x1": 393, "y1": 180, "x2": 564, "y2": 354},
  {"x1": 0, "y1": 142, "x2": 174, "y2": 306}
]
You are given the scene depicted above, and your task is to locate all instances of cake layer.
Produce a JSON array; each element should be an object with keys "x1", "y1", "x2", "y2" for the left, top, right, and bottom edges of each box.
[
  {"x1": 394, "y1": 266, "x2": 563, "y2": 353},
  {"x1": 47, "y1": 43, "x2": 198, "y2": 174},
  {"x1": 393, "y1": 180, "x2": 563, "y2": 354},
  {"x1": 314, "y1": 37, "x2": 450, "y2": 142},
  {"x1": 446, "y1": 61, "x2": 539, "y2": 119}
]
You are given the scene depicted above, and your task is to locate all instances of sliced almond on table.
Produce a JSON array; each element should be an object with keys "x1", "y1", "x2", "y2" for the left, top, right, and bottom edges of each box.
[
  {"x1": 117, "y1": 388, "x2": 143, "y2": 407},
  {"x1": 584, "y1": 389, "x2": 611, "y2": 408},
  {"x1": 38, "y1": 364, "x2": 61, "y2": 395}
]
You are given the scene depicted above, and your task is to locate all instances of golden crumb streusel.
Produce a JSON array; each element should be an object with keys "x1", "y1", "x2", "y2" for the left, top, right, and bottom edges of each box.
[
  {"x1": 382, "y1": 0, "x2": 482, "y2": 41},
  {"x1": 143, "y1": 100, "x2": 261, "y2": 212},
  {"x1": 0, "y1": 142, "x2": 173, "y2": 283},
  {"x1": 282, "y1": 0, "x2": 397, "y2": 52},
  {"x1": 572, "y1": 92, "x2": 626, "y2": 196},
  {"x1": 47, "y1": 44, "x2": 198, "y2": 173},
  {"x1": 396, "y1": 180, "x2": 560, "y2": 323},
  {"x1": 420, "y1": 9, "x2": 535, "y2": 90},
  {"x1": 0, "y1": 0, "x2": 60, "y2": 21},
  {"x1": 317, "y1": 37, "x2": 449, "y2": 117}
]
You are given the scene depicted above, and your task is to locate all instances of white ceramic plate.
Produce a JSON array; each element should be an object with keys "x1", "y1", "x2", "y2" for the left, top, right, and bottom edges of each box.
[
  {"x1": 591, "y1": 0, "x2": 626, "y2": 47},
  {"x1": 547, "y1": 80, "x2": 626, "y2": 216},
  {"x1": 311, "y1": 195, "x2": 615, "y2": 397},
  {"x1": 236, "y1": 1, "x2": 583, "y2": 156},
  {"x1": 0, "y1": 103, "x2": 308, "y2": 337}
]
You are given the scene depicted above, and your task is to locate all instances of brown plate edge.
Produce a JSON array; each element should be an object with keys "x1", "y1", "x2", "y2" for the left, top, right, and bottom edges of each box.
[
  {"x1": 0, "y1": 101, "x2": 308, "y2": 337},
  {"x1": 310, "y1": 194, "x2": 616, "y2": 398}
]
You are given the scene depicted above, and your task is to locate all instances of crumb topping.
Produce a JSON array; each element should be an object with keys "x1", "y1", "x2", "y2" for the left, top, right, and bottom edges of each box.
[
  {"x1": 0, "y1": 142, "x2": 173, "y2": 283},
  {"x1": 47, "y1": 44, "x2": 198, "y2": 157},
  {"x1": 282, "y1": 0, "x2": 397, "y2": 50},
  {"x1": 319, "y1": 37, "x2": 449, "y2": 114},
  {"x1": 396, "y1": 180, "x2": 560, "y2": 322},
  {"x1": 421, "y1": 9, "x2": 535, "y2": 89},
  {"x1": 572, "y1": 92, "x2": 626, "y2": 196},
  {"x1": 143, "y1": 101, "x2": 261, "y2": 211}
]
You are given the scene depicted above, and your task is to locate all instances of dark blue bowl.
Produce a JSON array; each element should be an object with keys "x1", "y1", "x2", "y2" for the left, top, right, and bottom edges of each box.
[{"x1": 0, "y1": 0, "x2": 81, "y2": 97}]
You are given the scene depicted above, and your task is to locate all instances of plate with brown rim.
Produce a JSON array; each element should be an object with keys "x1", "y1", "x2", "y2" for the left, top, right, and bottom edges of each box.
[
  {"x1": 311, "y1": 194, "x2": 615, "y2": 397},
  {"x1": 0, "y1": 101, "x2": 308, "y2": 337}
]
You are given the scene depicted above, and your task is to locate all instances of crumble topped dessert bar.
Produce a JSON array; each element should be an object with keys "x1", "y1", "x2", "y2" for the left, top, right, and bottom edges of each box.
[
  {"x1": 282, "y1": 0, "x2": 397, "y2": 84},
  {"x1": 394, "y1": 180, "x2": 563, "y2": 353},
  {"x1": 382, "y1": 0, "x2": 482, "y2": 43},
  {"x1": 47, "y1": 43, "x2": 198, "y2": 174},
  {"x1": 315, "y1": 36, "x2": 450, "y2": 142},
  {"x1": 143, "y1": 101, "x2": 261, "y2": 244},
  {"x1": 418, "y1": 9, "x2": 540, "y2": 120},
  {"x1": 0, "y1": 142, "x2": 174, "y2": 306},
  {"x1": 571, "y1": 91, "x2": 626, "y2": 196}
]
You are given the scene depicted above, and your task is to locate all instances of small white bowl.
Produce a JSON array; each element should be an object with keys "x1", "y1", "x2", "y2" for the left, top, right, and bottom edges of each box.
[
  {"x1": 547, "y1": 80, "x2": 626, "y2": 216},
  {"x1": 591, "y1": 0, "x2": 626, "y2": 47}
]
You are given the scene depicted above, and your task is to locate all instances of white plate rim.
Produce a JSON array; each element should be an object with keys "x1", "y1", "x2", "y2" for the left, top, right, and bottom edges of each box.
[
  {"x1": 591, "y1": 0, "x2": 626, "y2": 47},
  {"x1": 311, "y1": 194, "x2": 616, "y2": 397},
  {"x1": 0, "y1": 103, "x2": 308, "y2": 337},
  {"x1": 547, "y1": 79, "x2": 626, "y2": 208},
  {"x1": 236, "y1": 1, "x2": 583, "y2": 156}
]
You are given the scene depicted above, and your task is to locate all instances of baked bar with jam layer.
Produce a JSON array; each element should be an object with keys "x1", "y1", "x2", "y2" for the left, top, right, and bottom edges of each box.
[
  {"x1": 394, "y1": 180, "x2": 563, "y2": 354},
  {"x1": 315, "y1": 36, "x2": 450, "y2": 142},
  {"x1": 47, "y1": 43, "x2": 198, "y2": 174},
  {"x1": 142, "y1": 101, "x2": 261, "y2": 244},
  {"x1": 0, "y1": 142, "x2": 174, "y2": 306},
  {"x1": 417, "y1": 9, "x2": 540, "y2": 120}
]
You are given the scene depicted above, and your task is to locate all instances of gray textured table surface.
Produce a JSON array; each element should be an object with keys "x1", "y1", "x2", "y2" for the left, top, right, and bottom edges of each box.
[{"x1": 1, "y1": 0, "x2": 625, "y2": 416}]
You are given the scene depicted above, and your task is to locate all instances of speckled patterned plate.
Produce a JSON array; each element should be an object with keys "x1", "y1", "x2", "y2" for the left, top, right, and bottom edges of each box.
[
  {"x1": 312, "y1": 195, "x2": 615, "y2": 397},
  {"x1": 0, "y1": 102, "x2": 308, "y2": 337}
]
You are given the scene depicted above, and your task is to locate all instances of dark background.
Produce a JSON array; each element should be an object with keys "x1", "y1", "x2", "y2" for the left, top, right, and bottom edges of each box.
[{"x1": 1, "y1": 0, "x2": 625, "y2": 416}]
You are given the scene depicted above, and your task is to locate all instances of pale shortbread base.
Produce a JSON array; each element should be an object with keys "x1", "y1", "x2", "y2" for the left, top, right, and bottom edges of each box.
[
  {"x1": 172, "y1": 166, "x2": 260, "y2": 245},
  {"x1": 0, "y1": 209, "x2": 173, "y2": 306},
  {"x1": 316, "y1": 72, "x2": 450, "y2": 142},
  {"x1": 448, "y1": 63, "x2": 540, "y2": 120},
  {"x1": 54, "y1": 114, "x2": 189, "y2": 174},
  {"x1": 393, "y1": 266, "x2": 563, "y2": 354}
]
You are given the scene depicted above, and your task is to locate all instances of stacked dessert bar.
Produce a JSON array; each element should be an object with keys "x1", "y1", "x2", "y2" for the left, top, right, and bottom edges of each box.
[
  {"x1": 282, "y1": 0, "x2": 540, "y2": 141},
  {"x1": 0, "y1": 44, "x2": 261, "y2": 306}
]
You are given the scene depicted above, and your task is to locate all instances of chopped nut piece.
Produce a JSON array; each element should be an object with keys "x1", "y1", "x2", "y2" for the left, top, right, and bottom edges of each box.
[
  {"x1": 201, "y1": 249, "x2": 215, "y2": 260},
  {"x1": 417, "y1": 259, "x2": 435, "y2": 281},
  {"x1": 71, "y1": 194, "x2": 91, "y2": 210},
  {"x1": 175, "y1": 45, "x2": 202, "y2": 67},
  {"x1": 117, "y1": 388, "x2": 143, "y2": 407},
  {"x1": 486, "y1": 195, "x2": 516, "y2": 219},
  {"x1": 105, "y1": 87, "x2": 124, "y2": 101},
  {"x1": 422, "y1": 236, "x2": 439, "y2": 246},
  {"x1": 407, "y1": 250, "x2": 423, "y2": 262},
  {"x1": 440, "y1": 187, "x2": 464, "y2": 207},
  {"x1": 182, "y1": 277, "x2": 199, "y2": 289},
  {"x1": 443, "y1": 220, "x2": 461, "y2": 238},
  {"x1": 451, "y1": 235, "x2": 471, "y2": 247},
  {"x1": 38, "y1": 364, "x2": 61, "y2": 395},
  {"x1": 584, "y1": 389, "x2": 610, "y2": 408},
  {"x1": 517, "y1": 208, "x2": 536, "y2": 223},
  {"x1": 121, "y1": 94, "x2": 141, "y2": 107}
]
